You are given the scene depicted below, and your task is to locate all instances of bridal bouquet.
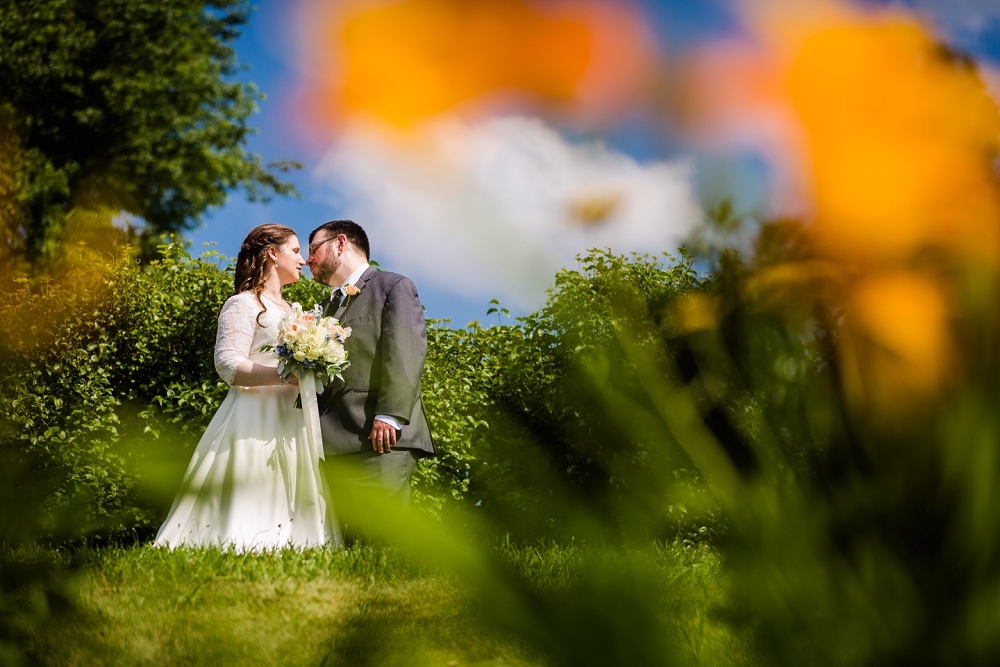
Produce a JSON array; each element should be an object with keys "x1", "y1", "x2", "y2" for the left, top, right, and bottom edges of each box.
[{"x1": 260, "y1": 303, "x2": 351, "y2": 395}]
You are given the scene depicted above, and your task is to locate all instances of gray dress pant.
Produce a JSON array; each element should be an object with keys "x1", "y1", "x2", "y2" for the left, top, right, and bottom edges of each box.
[{"x1": 323, "y1": 449, "x2": 418, "y2": 542}]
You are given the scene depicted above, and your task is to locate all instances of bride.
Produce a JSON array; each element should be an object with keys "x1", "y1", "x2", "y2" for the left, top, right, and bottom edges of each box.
[{"x1": 155, "y1": 224, "x2": 341, "y2": 551}]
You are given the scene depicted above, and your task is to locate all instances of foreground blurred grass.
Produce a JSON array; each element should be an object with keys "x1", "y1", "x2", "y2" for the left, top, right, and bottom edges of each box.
[{"x1": 19, "y1": 542, "x2": 739, "y2": 667}]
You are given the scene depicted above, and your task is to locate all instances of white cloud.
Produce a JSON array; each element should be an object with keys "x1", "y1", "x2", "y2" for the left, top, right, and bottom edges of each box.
[{"x1": 315, "y1": 116, "x2": 702, "y2": 310}]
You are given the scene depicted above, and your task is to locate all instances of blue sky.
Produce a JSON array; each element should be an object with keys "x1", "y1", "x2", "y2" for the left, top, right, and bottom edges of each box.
[{"x1": 189, "y1": 0, "x2": 1000, "y2": 327}]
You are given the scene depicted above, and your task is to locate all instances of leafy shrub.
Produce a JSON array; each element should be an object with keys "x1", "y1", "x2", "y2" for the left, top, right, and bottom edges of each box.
[
  {"x1": 1, "y1": 244, "x2": 710, "y2": 542},
  {"x1": 420, "y1": 249, "x2": 716, "y2": 540},
  {"x1": 0, "y1": 243, "x2": 234, "y2": 531}
]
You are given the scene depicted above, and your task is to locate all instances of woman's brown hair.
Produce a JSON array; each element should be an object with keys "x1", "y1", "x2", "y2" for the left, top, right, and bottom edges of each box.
[{"x1": 234, "y1": 224, "x2": 296, "y2": 325}]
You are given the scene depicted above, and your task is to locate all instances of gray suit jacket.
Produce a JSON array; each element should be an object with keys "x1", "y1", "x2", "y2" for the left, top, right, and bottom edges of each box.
[{"x1": 317, "y1": 266, "x2": 436, "y2": 457}]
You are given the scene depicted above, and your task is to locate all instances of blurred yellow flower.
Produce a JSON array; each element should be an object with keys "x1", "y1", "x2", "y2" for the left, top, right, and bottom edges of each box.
[
  {"x1": 682, "y1": 3, "x2": 998, "y2": 415},
  {"x1": 297, "y1": 0, "x2": 653, "y2": 127},
  {"x1": 785, "y1": 18, "x2": 1000, "y2": 265},
  {"x1": 668, "y1": 293, "x2": 718, "y2": 334},
  {"x1": 847, "y1": 272, "x2": 951, "y2": 403},
  {"x1": 682, "y1": 2, "x2": 1000, "y2": 267}
]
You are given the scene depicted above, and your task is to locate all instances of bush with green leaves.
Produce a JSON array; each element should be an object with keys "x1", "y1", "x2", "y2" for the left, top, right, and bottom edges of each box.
[
  {"x1": 425, "y1": 249, "x2": 719, "y2": 540},
  {"x1": 2, "y1": 243, "x2": 228, "y2": 531},
  {"x1": 1, "y1": 244, "x2": 712, "y2": 542}
]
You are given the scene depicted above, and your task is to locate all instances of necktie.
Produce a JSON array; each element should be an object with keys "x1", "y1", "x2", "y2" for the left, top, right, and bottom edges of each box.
[{"x1": 329, "y1": 289, "x2": 344, "y2": 315}]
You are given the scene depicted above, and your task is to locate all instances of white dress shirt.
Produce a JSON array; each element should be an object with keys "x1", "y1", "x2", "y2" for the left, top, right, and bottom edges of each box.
[
  {"x1": 333, "y1": 263, "x2": 402, "y2": 432},
  {"x1": 331, "y1": 262, "x2": 369, "y2": 301}
]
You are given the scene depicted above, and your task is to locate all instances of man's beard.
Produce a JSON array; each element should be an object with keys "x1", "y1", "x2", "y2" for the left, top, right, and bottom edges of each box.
[{"x1": 312, "y1": 255, "x2": 339, "y2": 285}]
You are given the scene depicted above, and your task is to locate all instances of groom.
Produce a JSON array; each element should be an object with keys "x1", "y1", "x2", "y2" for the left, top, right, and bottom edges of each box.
[{"x1": 306, "y1": 220, "x2": 435, "y2": 523}]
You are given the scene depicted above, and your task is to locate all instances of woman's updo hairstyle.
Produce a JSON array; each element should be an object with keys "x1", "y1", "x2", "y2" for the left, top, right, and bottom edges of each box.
[{"x1": 234, "y1": 224, "x2": 296, "y2": 325}]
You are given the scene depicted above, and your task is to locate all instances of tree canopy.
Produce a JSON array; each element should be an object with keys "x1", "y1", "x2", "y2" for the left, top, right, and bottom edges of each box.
[{"x1": 0, "y1": 0, "x2": 297, "y2": 265}]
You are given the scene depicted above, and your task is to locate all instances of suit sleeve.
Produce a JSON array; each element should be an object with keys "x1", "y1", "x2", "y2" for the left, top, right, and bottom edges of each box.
[{"x1": 375, "y1": 277, "x2": 426, "y2": 424}]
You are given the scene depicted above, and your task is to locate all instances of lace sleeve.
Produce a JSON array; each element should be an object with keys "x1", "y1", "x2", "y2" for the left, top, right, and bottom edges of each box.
[{"x1": 214, "y1": 294, "x2": 263, "y2": 386}]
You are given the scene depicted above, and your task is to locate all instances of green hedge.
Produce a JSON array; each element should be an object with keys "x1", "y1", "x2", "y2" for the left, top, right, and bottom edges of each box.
[{"x1": 0, "y1": 243, "x2": 710, "y2": 541}]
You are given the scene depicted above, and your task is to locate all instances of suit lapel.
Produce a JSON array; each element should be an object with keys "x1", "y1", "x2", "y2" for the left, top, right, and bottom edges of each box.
[{"x1": 332, "y1": 265, "x2": 377, "y2": 322}]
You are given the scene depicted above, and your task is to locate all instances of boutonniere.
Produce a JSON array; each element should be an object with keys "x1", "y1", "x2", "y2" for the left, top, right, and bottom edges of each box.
[{"x1": 342, "y1": 283, "x2": 361, "y2": 307}]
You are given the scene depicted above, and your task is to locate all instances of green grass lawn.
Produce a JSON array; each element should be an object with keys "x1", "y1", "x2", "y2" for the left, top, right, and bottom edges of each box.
[{"x1": 23, "y1": 542, "x2": 748, "y2": 667}]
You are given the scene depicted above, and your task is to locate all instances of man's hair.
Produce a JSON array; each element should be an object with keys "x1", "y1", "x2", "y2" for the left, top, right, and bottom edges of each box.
[{"x1": 309, "y1": 219, "x2": 371, "y2": 260}]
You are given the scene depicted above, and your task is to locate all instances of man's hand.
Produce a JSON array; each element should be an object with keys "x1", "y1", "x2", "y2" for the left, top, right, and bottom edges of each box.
[{"x1": 369, "y1": 419, "x2": 397, "y2": 454}]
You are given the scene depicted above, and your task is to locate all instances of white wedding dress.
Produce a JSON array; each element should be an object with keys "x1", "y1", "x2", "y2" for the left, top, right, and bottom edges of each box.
[{"x1": 154, "y1": 292, "x2": 341, "y2": 551}]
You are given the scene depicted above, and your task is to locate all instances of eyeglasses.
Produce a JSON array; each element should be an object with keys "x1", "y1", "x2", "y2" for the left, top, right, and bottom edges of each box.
[{"x1": 307, "y1": 236, "x2": 339, "y2": 256}]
